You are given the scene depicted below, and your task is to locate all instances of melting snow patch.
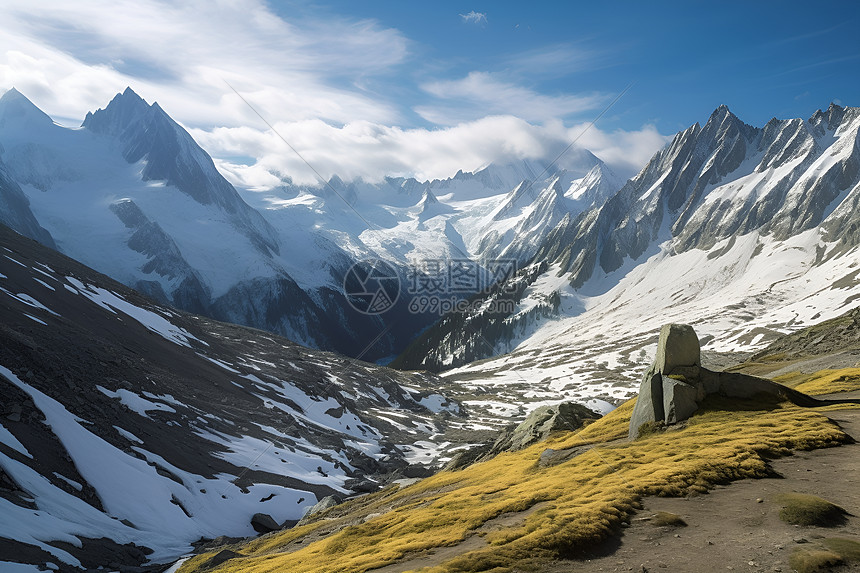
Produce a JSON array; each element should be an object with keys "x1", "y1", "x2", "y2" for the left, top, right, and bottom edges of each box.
[
  {"x1": 32, "y1": 277, "x2": 55, "y2": 291},
  {"x1": 0, "y1": 562, "x2": 48, "y2": 572},
  {"x1": 23, "y1": 314, "x2": 47, "y2": 325},
  {"x1": 65, "y1": 277, "x2": 203, "y2": 347},
  {"x1": 0, "y1": 288, "x2": 59, "y2": 315},
  {"x1": 96, "y1": 386, "x2": 177, "y2": 417},
  {"x1": 3, "y1": 255, "x2": 27, "y2": 267},
  {"x1": 197, "y1": 354, "x2": 240, "y2": 373},
  {"x1": 419, "y1": 393, "x2": 459, "y2": 414},
  {"x1": 113, "y1": 426, "x2": 144, "y2": 444}
]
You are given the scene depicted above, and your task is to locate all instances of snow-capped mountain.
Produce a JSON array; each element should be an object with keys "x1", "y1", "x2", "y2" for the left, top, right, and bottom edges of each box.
[
  {"x1": 0, "y1": 87, "x2": 618, "y2": 362},
  {"x1": 397, "y1": 104, "x2": 860, "y2": 424},
  {"x1": 0, "y1": 224, "x2": 472, "y2": 570}
]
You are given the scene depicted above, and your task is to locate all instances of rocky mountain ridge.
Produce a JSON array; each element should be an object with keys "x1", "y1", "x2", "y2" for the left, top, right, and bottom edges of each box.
[{"x1": 397, "y1": 103, "x2": 860, "y2": 375}]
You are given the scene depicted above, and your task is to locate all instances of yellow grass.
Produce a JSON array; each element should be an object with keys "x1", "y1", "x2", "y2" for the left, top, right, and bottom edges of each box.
[
  {"x1": 773, "y1": 367, "x2": 860, "y2": 395},
  {"x1": 179, "y1": 391, "x2": 851, "y2": 573}
]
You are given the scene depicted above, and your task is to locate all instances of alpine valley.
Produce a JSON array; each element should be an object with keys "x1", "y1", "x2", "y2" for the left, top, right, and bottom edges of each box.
[{"x1": 3, "y1": 87, "x2": 860, "y2": 572}]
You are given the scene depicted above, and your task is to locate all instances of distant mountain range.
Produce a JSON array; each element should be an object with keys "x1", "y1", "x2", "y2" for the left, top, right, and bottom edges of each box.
[
  {"x1": 392, "y1": 103, "x2": 860, "y2": 426},
  {"x1": 0, "y1": 87, "x2": 618, "y2": 362}
]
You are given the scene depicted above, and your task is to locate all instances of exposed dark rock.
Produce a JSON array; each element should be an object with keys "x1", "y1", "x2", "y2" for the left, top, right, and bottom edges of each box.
[
  {"x1": 250, "y1": 513, "x2": 281, "y2": 534},
  {"x1": 200, "y1": 549, "x2": 243, "y2": 569}
]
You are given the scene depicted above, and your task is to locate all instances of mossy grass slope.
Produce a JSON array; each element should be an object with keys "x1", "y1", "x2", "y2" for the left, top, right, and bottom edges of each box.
[
  {"x1": 773, "y1": 367, "x2": 860, "y2": 396},
  {"x1": 776, "y1": 493, "x2": 849, "y2": 527},
  {"x1": 789, "y1": 538, "x2": 860, "y2": 573},
  {"x1": 178, "y1": 392, "x2": 854, "y2": 573}
]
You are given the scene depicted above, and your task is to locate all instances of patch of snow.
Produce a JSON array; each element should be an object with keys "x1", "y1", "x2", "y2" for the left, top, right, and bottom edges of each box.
[
  {"x1": 65, "y1": 277, "x2": 203, "y2": 347},
  {"x1": 96, "y1": 386, "x2": 176, "y2": 417},
  {"x1": 0, "y1": 421, "x2": 32, "y2": 458}
]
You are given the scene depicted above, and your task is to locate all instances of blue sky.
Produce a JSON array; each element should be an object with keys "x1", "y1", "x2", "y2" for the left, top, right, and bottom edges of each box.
[
  {"x1": 0, "y1": 1, "x2": 858, "y2": 185},
  {"x1": 312, "y1": 1, "x2": 859, "y2": 131}
]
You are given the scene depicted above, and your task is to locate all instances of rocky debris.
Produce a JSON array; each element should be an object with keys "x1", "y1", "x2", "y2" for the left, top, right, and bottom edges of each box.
[
  {"x1": 442, "y1": 443, "x2": 494, "y2": 471},
  {"x1": 250, "y1": 513, "x2": 281, "y2": 534},
  {"x1": 629, "y1": 324, "x2": 824, "y2": 438},
  {"x1": 444, "y1": 402, "x2": 599, "y2": 471},
  {"x1": 297, "y1": 495, "x2": 341, "y2": 526}
]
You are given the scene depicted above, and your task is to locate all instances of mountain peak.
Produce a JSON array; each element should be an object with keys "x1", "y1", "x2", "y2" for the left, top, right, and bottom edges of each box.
[
  {"x1": 108, "y1": 86, "x2": 151, "y2": 113},
  {"x1": 708, "y1": 104, "x2": 737, "y2": 123},
  {"x1": 1, "y1": 87, "x2": 23, "y2": 100},
  {"x1": 808, "y1": 102, "x2": 847, "y2": 132},
  {"x1": 0, "y1": 87, "x2": 54, "y2": 128},
  {"x1": 82, "y1": 87, "x2": 159, "y2": 134}
]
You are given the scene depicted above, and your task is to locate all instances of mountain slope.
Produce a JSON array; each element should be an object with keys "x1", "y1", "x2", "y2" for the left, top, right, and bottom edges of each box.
[
  {"x1": 0, "y1": 224, "x2": 466, "y2": 570},
  {"x1": 0, "y1": 88, "x2": 418, "y2": 359},
  {"x1": 396, "y1": 104, "x2": 860, "y2": 425},
  {"x1": 175, "y1": 328, "x2": 860, "y2": 573}
]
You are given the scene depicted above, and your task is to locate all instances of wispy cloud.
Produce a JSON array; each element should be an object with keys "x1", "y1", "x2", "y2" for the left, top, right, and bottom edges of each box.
[
  {"x1": 0, "y1": 1, "x2": 669, "y2": 188},
  {"x1": 460, "y1": 11, "x2": 487, "y2": 25},
  {"x1": 191, "y1": 115, "x2": 669, "y2": 187},
  {"x1": 0, "y1": 0, "x2": 408, "y2": 126},
  {"x1": 417, "y1": 71, "x2": 606, "y2": 124},
  {"x1": 506, "y1": 43, "x2": 608, "y2": 78}
]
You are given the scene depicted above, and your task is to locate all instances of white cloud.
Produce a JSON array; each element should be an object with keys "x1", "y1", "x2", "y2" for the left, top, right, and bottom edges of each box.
[
  {"x1": 566, "y1": 122, "x2": 671, "y2": 177},
  {"x1": 460, "y1": 11, "x2": 487, "y2": 25},
  {"x1": 0, "y1": 0, "x2": 408, "y2": 126},
  {"x1": 0, "y1": 1, "x2": 670, "y2": 189},
  {"x1": 418, "y1": 71, "x2": 606, "y2": 124},
  {"x1": 190, "y1": 115, "x2": 669, "y2": 188}
]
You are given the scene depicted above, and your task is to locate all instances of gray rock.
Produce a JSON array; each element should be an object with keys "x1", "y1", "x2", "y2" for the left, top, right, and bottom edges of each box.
[
  {"x1": 630, "y1": 323, "x2": 829, "y2": 438},
  {"x1": 250, "y1": 512, "x2": 280, "y2": 534},
  {"x1": 662, "y1": 375, "x2": 699, "y2": 424},
  {"x1": 442, "y1": 443, "x2": 493, "y2": 471},
  {"x1": 490, "y1": 402, "x2": 599, "y2": 454},
  {"x1": 628, "y1": 365, "x2": 663, "y2": 439},
  {"x1": 297, "y1": 495, "x2": 340, "y2": 525},
  {"x1": 201, "y1": 549, "x2": 242, "y2": 569},
  {"x1": 655, "y1": 324, "x2": 701, "y2": 374}
]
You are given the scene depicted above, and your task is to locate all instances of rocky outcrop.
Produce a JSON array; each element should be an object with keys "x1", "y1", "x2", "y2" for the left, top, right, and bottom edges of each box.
[
  {"x1": 629, "y1": 324, "x2": 821, "y2": 438},
  {"x1": 489, "y1": 402, "x2": 599, "y2": 454},
  {"x1": 444, "y1": 401, "x2": 599, "y2": 470},
  {"x1": 296, "y1": 495, "x2": 341, "y2": 526}
]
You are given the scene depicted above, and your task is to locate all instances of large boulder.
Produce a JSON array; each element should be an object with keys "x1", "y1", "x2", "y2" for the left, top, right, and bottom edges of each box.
[
  {"x1": 629, "y1": 323, "x2": 824, "y2": 438},
  {"x1": 655, "y1": 323, "x2": 701, "y2": 373},
  {"x1": 629, "y1": 324, "x2": 703, "y2": 438},
  {"x1": 296, "y1": 495, "x2": 340, "y2": 526},
  {"x1": 662, "y1": 376, "x2": 700, "y2": 424},
  {"x1": 250, "y1": 512, "x2": 281, "y2": 534}
]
